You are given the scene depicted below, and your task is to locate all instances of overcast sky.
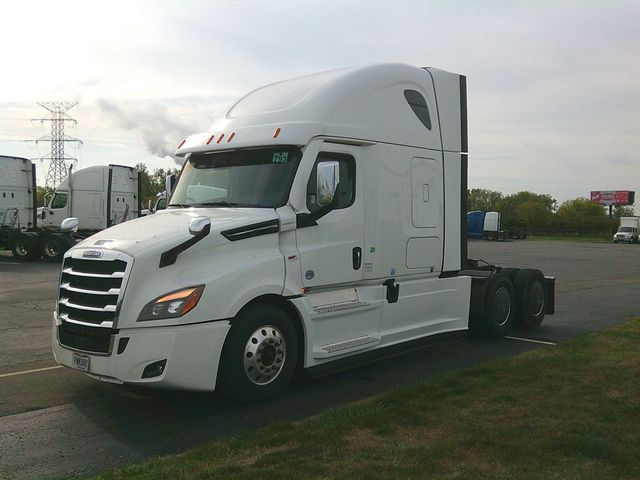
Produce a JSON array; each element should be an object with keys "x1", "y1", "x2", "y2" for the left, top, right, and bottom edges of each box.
[{"x1": 1, "y1": 0, "x2": 638, "y2": 210}]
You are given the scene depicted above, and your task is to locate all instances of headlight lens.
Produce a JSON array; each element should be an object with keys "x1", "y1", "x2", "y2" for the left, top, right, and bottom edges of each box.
[{"x1": 138, "y1": 286, "x2": 204, "y2": 321}]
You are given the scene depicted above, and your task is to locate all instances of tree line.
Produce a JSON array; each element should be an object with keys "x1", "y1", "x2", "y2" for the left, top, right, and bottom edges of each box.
[{"x1": 468, "y1": 189, "x2": 635, "y2": 237}]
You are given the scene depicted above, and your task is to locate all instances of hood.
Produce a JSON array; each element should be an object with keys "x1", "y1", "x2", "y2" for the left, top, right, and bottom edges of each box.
[{"x1": 72, "y1": 207, "x2": 279, "y2": 256}]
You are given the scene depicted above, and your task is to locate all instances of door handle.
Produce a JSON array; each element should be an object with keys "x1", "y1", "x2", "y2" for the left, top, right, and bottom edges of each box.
[{"x1": 352, "y1": 247, "x2": 362, "y2": 270}]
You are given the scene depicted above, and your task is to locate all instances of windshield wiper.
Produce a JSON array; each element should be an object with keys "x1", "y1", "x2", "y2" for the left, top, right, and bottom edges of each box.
[{"x1": 168, "y1": 203, "x2": 192, "y2": 208}]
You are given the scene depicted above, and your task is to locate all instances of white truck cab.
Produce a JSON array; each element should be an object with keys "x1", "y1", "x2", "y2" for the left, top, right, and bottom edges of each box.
[
  {"x1": 52, "y1": 64, "x2": 555, "y2": 400},
  {"x1": 613, "y1": 217, "x2": 639, "y2": 244}
]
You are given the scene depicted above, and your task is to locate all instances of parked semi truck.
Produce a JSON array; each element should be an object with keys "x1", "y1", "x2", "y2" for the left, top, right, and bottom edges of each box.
[
  {"x1": 52, "y1": 64, "x2": 555, "y2": 401},
  {"x1": 467, "y1": 210, "x2": 527, "y2": 241},
  {"x1": 0, "y1": 156, "x2": 141, "y2": 261},
  {"x1": 613, "y1": 217, "x2": 639, "y2": 243}
]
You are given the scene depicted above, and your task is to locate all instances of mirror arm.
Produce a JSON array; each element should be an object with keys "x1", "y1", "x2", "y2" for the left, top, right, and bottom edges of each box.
[
  {"x1": 159, "y1": 222, "x2": 211, "y2": 268},
  {"x1": 296, "y1": 183, "x2": 342, "y2": 228}
]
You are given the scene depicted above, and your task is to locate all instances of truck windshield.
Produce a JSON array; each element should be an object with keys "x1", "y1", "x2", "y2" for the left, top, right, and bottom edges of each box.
[
  {"x1": 618, "y1": 227, "x2": 633, "y2": 232},
  {"x1": 170, "y1": 147, "x2": 302, "y2": 208}
]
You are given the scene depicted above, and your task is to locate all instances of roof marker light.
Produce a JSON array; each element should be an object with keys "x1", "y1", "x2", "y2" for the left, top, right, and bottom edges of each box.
[
  {"x1": 206, "y1": 134, "x2": 215, "y2": 145},
  {"x1": 227, "y1": 132, "x2": 235, "y2": 142},
  {"x1": 216, "y1": 133, "x2": 225, "y2": 144},
  {"x1": 177, "y1": 139, "x2": 186, "y2": 149},
  {"x1": 273, "y1": 127, "x2": 281, "y2": 139}
]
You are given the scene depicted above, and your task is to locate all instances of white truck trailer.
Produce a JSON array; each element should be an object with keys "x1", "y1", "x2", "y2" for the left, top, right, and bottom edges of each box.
[
  {"x1": 0, "y1": 157, "x2": 141, "y2": 261},
  {"x1": 613, "y1": 217, "x2": 639, "y2": 243},
  {"x1": 52, "y1": 64, "x2": 555, "y2": 401}
]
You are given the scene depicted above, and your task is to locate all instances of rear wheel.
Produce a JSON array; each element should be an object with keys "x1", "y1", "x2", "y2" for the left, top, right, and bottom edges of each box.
[
  {"x1": 218, "y1": 303, "x2": 298, "y2": 402},
  {"x1": 497, "y1": 232, "x2": 506, "y2": 242},
  {"x1": 41, "y1": 233, "x2": 69, "y2": 262},
  {"x1": 11, "y1": 233, "x2": 40, "y2": 261},
  {"x1": 513, "y1": 269, "x2": 546, "y2": 329},
  {"x1": 486, "y1": 232, "x2": 495, "y2": 241},
  {"x1": 470, "y1": 275, "x2": 515, "y2": 338}
]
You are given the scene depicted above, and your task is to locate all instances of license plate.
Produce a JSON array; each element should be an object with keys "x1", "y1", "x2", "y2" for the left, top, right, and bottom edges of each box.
[{"x1": 71, "y1": 352, "x2": 90, "y2": 372}]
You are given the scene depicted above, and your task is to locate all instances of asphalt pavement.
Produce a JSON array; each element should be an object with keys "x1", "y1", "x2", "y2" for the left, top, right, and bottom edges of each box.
[{"x1": 0, "y1": 240, "x2": 639, "y2": 479}]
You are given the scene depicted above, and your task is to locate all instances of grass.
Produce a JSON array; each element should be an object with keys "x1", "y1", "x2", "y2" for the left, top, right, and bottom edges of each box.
[
  {"x1": 527, "y1": 235, "x2": 612, "y2": 243},
  {"x1": 89, "y1": 319, "x2": 640, "y2": 480}
]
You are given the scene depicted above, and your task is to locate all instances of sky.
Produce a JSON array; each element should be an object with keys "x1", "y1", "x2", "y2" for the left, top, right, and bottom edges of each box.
[{"x1": 0, "y1": 0, "x2": 638, "y2": 211}]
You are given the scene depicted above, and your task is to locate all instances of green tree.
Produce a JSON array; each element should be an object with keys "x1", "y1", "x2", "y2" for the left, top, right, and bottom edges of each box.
[
  {"x1": 515, "y1": 201, "x2": 553, "y2": 230},
  {"x1": 500, "y1": 191, "x2": 557, "y2": 227},
  {"x1": 468, "y1": 189, "x2": 503, "y2": 213},
  {"x1": 558, "y1": 198, "x2": 606, "y2": 218},
  {"x1": 614, "y1": 205, "x2": 636, "y2": 218}
]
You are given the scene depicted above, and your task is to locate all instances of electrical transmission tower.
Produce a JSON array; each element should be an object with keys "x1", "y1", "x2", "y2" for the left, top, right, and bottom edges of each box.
[{"x1": 33, "y1": 102, "x2": 82, "y2": 187}]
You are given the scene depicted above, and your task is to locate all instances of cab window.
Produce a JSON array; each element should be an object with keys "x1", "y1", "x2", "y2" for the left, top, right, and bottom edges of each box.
[
  {"x1": 306, "y1": 153, "x2": 356, "y2": 212},
  {"x1": 51, "y1": 193, "x2": 68, "y2": 209}
]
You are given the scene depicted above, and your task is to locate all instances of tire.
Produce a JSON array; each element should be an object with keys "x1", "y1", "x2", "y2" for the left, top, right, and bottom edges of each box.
[
  {"x1": 486, "y1": 232, "x2": 495, "y2": 241},
  {"x1": 498, "y1": 267, "x2": 521, "y2": 283},
  {"x1": 470, "y1": 275, "x2": 515, "y2": 338},
  {"x1": 497, "y1": 232, "x2": 506, "y2": 242},
  {"x1": 41, "y1": 233, "x2": 69, "y2": 262},
  {"x1": 513, "y1": 269, "x2": 546, "y2": 330},
  {"x1": 218, "y1": 303, "x2": 298, "y2": 402},
  {"x1": 11, "y1": 233, "x2": 40, "y2": 261}
]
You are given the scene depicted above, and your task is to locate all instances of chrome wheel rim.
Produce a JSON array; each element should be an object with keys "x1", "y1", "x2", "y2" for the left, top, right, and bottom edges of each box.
[
  {"x1": 243, "y1": 325, "x2": 286, "y2": 385},
  {"x1": 528, "y1": 281, "x2": 545, "y2": 316},
  {"x1": 494, "y1": 287, "x2": 512, "y2": 326},
  {"x1": 44, "y1": 241, "x2": 58, "y2": 258},
  {"x1": 16, "y1": 241, "x2": 28, "y2": 256}
]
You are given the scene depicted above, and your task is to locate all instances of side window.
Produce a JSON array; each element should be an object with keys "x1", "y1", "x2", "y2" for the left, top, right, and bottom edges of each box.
[
  {"x1": 51, "y1": 193, "x2": 68, "y2": 209},
  {"x1": 306, "y1": 152, "x2": 356, "y2": 213}
]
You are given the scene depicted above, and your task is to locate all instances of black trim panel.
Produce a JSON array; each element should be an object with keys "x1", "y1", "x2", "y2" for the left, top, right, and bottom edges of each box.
[
  {"x1": 221, "y1": 219, "x2": 279, "y2": 241},
  {"x1": 106, "y1": 167, "x2": 113, "y2": 228},
  {"x1": 31, "y1": 162, "x2": 37, "y2": 228},
  {"x1": 460, "y1": 75, "x2": 468, "y2": 153},
  {"x1": 159, "y1": 223, "x2": 211, "y2": 268},
  {"x1": 461, "y1": 153, "x2": 468, "y2": 268}
]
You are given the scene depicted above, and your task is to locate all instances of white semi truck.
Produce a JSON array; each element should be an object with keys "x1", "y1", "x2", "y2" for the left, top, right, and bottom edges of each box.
[
  {"x1": 52, "y1": 64, "x2": 555, "y2": 401},
  {"x1": 0, "y1": 157, "x2": 141, "y2": 261},
  {"x1": 613, "y1": 217, "x2": 639, "y2": 243}
]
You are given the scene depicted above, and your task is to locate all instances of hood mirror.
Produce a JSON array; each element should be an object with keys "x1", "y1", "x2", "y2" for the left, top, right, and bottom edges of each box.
[
  {"x1": 189, "y1": 216, "x2": 211, "y2": 236},
  {"x1": 61, "y1": 217, "x2": 79, "y2": 233}
]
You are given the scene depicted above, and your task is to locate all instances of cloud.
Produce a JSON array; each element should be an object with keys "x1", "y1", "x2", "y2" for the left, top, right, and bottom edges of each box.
[{"x1": 95, "y1": 98, "x2": 222, "y2": 164}]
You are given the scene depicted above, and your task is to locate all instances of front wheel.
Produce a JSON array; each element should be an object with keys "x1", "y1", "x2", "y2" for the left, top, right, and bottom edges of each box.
[{"x1": 218, "y1": 303, "x2": 298, "y2": 402}]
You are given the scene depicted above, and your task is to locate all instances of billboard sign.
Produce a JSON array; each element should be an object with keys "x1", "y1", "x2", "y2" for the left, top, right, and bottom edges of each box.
[{"x1": 590, "y1": 190, "x2": 635, "y2": 206}]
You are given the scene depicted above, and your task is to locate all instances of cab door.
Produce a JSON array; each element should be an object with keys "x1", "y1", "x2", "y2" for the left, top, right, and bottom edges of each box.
[
  {"x1": 295, "y1": 143, "x2": 364, "y2": 288},
  {"x1": 43, "y1": 192, "x2": 69, "y2": 228}
]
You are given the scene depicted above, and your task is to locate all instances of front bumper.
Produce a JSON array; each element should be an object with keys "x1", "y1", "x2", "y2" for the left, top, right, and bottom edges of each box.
[{"x1": 52, "y1": 313, "x2": 231, "y2": 391}]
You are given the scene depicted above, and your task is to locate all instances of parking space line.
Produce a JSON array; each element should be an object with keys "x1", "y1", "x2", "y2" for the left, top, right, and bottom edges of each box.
[
  {"x1": 504, "y1": 336, "x2": 557, "y2": 346},
  {"x1": 0, "y1": 365, "x2": 63, "y2": 379}
]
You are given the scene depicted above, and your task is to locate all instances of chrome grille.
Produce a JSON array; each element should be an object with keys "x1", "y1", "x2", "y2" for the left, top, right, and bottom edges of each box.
[{"x1": 58, "y1": 255, "x2": 129, "y2": 329}]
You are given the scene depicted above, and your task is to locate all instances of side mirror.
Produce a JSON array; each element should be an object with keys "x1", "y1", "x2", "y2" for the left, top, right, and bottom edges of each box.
[
  {"x1": 189, "y1": 216, "x2": 211, "y2": 236},
  {"x1": 316, "y1": 161, "x2": 340, "y2": 206},
  {"x1": 166, "y1": 175, "x2": 177, "y2": 199},
  {"x1": 61, "y1": 217, "x2": 79, "y2": 233}
]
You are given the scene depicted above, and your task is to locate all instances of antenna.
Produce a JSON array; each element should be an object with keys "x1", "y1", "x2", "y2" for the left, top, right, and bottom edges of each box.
[{"x1": 32, "y1": 102, "x2": 83, "y2": 187}]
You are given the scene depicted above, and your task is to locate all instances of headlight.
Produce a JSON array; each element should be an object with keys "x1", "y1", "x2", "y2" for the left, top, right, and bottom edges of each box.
[{"x1": 138, "y1": 286, "x2": 204, "y2": 321}]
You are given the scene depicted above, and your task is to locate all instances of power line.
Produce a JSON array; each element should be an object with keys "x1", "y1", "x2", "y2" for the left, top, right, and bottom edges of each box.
[{"x1": 32, "y1": 102, "x2": 83, "y2": 187}]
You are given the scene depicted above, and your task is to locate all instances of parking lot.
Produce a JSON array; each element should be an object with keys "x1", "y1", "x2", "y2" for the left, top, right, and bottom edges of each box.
[{"x1": 1, "y1": 240, "x2": 639, "y2": 480}]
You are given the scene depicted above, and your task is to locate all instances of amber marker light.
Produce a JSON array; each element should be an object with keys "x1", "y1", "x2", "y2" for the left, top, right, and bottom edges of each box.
[
  {"x1": 216, "y1": 133, "x2": 225, "y2": 143},
  {"x1": 273, "y1": 127, "x2": 281, "y2": 138},
  {"x1": 227, "y1": 132, "x2": 236, "y2": 142},
  {"x1": 177, "y1": 139, "x2": 186, "y2": 148},
  {"x1": 206, "y1": 134, "x2": 215, "y2": 145}
]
